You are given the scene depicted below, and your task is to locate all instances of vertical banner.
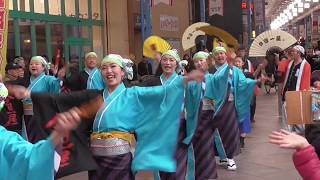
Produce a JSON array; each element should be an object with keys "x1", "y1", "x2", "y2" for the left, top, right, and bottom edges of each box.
[
  {"x1": 209, "y1": 0, "x2": 224, "y2": 16},
  {"x1": 0, "y1": 0, "x2": 8, "y2": 77}
]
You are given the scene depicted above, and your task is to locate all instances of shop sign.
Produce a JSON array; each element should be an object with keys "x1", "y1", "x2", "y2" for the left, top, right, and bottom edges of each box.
[
  {"x1": 160, "y1": 15, "x2": 179, "y2": 32},
  {"x1": 209, "y1": 0, "x2": 224, "y2": 16},
  {"x1": 0, "y1": 0, "x2": 8, "y2": 76}
]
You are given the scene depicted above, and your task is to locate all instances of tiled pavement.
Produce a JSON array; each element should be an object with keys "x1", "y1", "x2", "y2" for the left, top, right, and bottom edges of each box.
[{"x1": 60, "y1": 92, "x2": 301, "y2": 180}]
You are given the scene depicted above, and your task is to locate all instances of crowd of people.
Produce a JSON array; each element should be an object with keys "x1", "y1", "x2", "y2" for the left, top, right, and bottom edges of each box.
[{"x1": 0, "y1": 40, "x2": 319, "y2": 180}]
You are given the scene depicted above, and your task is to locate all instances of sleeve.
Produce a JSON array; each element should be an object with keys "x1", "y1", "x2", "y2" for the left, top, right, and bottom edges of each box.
[
  {"x1": 46, "y1": 76, "x2": 62, "y2": 94},
  {"x1": 87, "y1": 70, "x2": 105, "y2": 90},
  {"x1": 0, "y1": 127, "x2": 54, "y2": 180},
  {"x1": 250, "y1": 64, "x2": 255, "y2": 74},
  {"x1": 205, "y1": 65, "x2": 230, "y2": 114},
  {"x1": 235, "y1": 70, "x2": 257, "y2": 121},
  {"x1": 131, "y1": 77, "x2": 186, "y2": 173},
  {"x1": 183, "y1": 82, "x2": 202, "y2": 145},
  {"x1": 205, "y1": 65, "x2": 230, "y2": 100},
  {"x1": 300, "y1": 63, "x2": 311, "y2": 91},
  {"x1": 305, "y1": 124, "x2": 320, "y2": 158},
  {"x1": 278, "y1": 60, "x2": 289, "y2": 73},
  {"x1": 293, "y1": 145, "x2": 320, "y2": 180},
  {"x1": 30, "y1": 91, "x2": 99, "y2": 177}
]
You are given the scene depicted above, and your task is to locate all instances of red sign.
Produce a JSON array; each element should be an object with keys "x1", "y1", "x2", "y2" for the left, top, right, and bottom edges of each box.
[{"x1": 242, "y1": 2, "x2": 254, "y2": 10}]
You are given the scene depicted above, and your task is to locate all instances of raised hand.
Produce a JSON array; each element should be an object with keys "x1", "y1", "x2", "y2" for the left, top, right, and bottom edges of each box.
[
  {"x1": 51, "y1": 108, "x2": 82, "y2": 146},
  {"x1": 6, "y1": 85, "x2": 30, "y2": 99},
  {"x1": 269, "y1": 129, "x2": 310, "y2": 150},
  {"x1": 184, "y1": 70, "x2": 204, "y2": 83}
]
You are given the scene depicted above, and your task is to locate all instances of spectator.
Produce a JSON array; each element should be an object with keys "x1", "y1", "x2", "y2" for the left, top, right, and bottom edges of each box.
[
  {"x1": 138, "y1": 56, "x2": 153, "y2": 77},
  {"x1": 14, "y1": 56, "x2": 29, "y2": 80},
  {"x1": 183, "y1": 54, "x2": 195, "y2": 73},
  {"x1": 279, "y1": 45, "x2": 311, "y2": 134},
  {"x1": 5, "y1": 63, "x2": 21, "y2": 81},
  {"x1": 270, "y1": 129, "x2": 320, "y2": 180}
]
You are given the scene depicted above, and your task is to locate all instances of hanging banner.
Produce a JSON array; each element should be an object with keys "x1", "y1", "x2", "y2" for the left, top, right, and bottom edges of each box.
[
  {"x1": 209, "y1": 0, "x2": 224, "y2": 16},
  {"x1": 160, "y1": 15, "x2": 179, "y2": 32},
  {"x1": 0, "y1": 0, "x2": 8, "y2": 77},
  {"x1": 151, "y1": 0, "x2": 173, "y2": 7}
]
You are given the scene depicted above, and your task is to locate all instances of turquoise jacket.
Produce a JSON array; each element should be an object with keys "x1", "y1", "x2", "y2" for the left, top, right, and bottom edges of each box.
[{"x1": 0, "y1": 126, "x2": 54, "y2": 180}]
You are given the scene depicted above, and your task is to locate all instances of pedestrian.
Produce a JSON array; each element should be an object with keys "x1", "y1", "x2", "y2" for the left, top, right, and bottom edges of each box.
[
  {"x1": 279, "y1": 45, "x2": 311, "y2": 134},
  {"x1": 138, "y1": 56, "x2": 153, "y2": 77}
]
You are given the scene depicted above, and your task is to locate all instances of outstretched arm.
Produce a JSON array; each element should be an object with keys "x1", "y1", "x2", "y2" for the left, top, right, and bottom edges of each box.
[
  {"x1": 0, "y1": 108, "x2": 82, "y2": 180},
  {"x1": 269, "y1": 129, "x2": 320, "y2": 180}
]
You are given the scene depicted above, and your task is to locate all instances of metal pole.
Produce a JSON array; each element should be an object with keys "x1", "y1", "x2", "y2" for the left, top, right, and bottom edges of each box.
[
  {"x1": 247, "y1": 0, "x2": 252, "y2": 46},
  {"x1": 200, "y1": 0, "x2": 206, "y2": 22},
  {"x1": 145, "y1": 0, "x2": 152, "y2": 38},
  {"x1": 140, "y1": 0, "x2": 145, "y2": 43}
]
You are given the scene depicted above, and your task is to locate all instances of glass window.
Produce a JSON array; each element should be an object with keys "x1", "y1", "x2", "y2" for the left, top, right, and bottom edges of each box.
[
  {"x1": 34, "y1": 0, "x2": 45, "y2": 13},
  {"x1": 65, "y1": 0, "x2": 76, "y2": 17},
  {"x1": 67, "y1": 25, "x2": 88, "y2": 38},
  {"x1": 67, "y1": 25, "x2": 78, "y2": 37},
  {"x1": 9, "y1": 0, "x2": 13, "y2": 10},
  {"x1": 49, "y1": 0, "x2": 61, "y2": 15},
  {"x1": 92, "y1": 0, "x2": 101, "y2": 20},
  {"x1": 20, "y1": 0, "x2": 30, "y2": 12},
  {"x1": 35, "y1": 21, "x2": 47, "y2": 57},
  {"x1": 79, "y1": 0, "x2": 88, "y2": 19},
  {"x1": 7, "y1": 19, "x2": 15, "y2": 62},
  {"x1": 9, "y1": 0, "x2": 28, "y2": 11},
  {"x1": 93, "y1": 26, "x2": 103, "y2": 58},
  {"x1": 19, "y1": 19, "x2": 32, "y2": 61},
  {"x1": 51, "y1": 23, "x2": 64, "y2": 64}
]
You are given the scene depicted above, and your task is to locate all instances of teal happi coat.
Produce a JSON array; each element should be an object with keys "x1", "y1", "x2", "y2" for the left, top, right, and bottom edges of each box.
[
  {"x1": 23, "y1": 73, "x2": 61, "y2": 105},
  {"x1": 183, "y1": 67, "x2": 231, "y2": 145},
  {"x1": 0, "y1": 126, "x2": 54, "y2": 180},
  {"x1": 28, "y1": 73, "x2": 61, "y2": 93},
  {"x1": 93, "y1": 78, "x2": 185, "y2": 173},
  {"x1": 86, "y1": 68, "x2": 105, "y2": 90},
  {"x1": 205, "y1": 63, "x2": 256, "y2": 122}
]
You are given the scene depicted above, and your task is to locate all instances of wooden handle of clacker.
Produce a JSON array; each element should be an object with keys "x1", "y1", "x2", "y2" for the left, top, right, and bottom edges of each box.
[{"x1": 46, "y1": 95, "x2": 104, "y2": 129}]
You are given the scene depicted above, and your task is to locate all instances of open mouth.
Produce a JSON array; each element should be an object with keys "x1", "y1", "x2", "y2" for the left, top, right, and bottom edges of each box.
[
  {"x1": 106, "y1": 75, "x2": 116, "y2": 80},
  {"x1": 164, "y1": 66, "x2": 172, "y2": 71}
]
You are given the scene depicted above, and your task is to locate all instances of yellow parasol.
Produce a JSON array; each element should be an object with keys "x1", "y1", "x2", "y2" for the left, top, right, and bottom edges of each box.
[
  {"x1": 143, "y1": 36, "x2": 172, "y2": 59},
  {"x1": 213, "y1": 38, "x2": 228, "y2": 49},
  {"x1": 198, "y1": 25, "x2": 239, "y2": 49}
]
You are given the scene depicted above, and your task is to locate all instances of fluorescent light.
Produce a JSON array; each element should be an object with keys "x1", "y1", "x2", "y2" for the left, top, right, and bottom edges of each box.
[
  {"x1": 289, "y1": 3, "x2": 295, "y2": 9},
  {"x1": 298, "y1": 2, "x2": 304, "y2": 8},
  {"x1": 292, "y1": 8, "x2": 298, "y2": 13},
  {"x1": 304, "y1": 3, "x2": 310, "y2": 8},
  {"x1": 293, "y1": 12, "x2": 298, "y2": 16},
  {"x1": 298, "y1": 8, "x2": 304, "y2": 13},
  {"x1": 305, "y1": 0, "x2": 311, "y2": 1},
  {"x1": 313, "y1": 0, "x2": 319, "y2": 2}
]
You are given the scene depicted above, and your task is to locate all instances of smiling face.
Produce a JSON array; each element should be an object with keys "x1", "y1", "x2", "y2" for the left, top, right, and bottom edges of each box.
[
  {"x1": 85, "y1": 56, "x2": 98, "y2": 69},
  {"x1": 314, "y1": 81, "x2": 320, "y2": 90},
  {"x1": 29, "y1": 61, "x2": 45, "y2": 77},
  {"x1": 288, "y1": 48, "x2": 301, "y2": 60},
  {"x1": 161, "y1": 55, "x2": 177, "y2": 76},
  {"x1": 101, "y1": 62, "x2": 125, "y2": 89},
  {"x1": 17, "y1": 59, "x2": 26, "y2": 68},
  {"x1": 193, "y1": 58, "x2": 208, "y2": 72},
  {"x1": 237, "y1": 49, "x2": 247, "y2": 58},
  {"x1": 214, "y1": 51, "x2": 227, "y2": 66},
  {"x1": 234, "y1": 57, "x2": 244, "y2": 69}
]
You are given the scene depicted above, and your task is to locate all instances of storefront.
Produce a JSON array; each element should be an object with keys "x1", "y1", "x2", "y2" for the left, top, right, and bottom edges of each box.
[{"x1": 8, "y1": 0, "x2": 106, "y2": 67}]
